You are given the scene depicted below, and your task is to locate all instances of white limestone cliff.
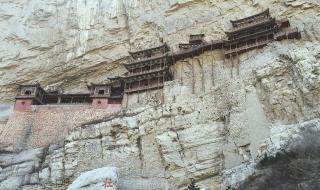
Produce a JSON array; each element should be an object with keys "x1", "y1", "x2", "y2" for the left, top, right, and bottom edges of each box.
[
  {"x1": 0, "y1": 0, "x2": 319, "y2": 189},
  {"x1": 0, "y1": 0, "x2": 319, "y2": 103}
]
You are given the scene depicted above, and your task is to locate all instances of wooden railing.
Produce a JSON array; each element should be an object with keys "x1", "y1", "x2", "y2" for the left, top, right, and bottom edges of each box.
[
  {"x1": 126, "y1": 67, "x2": 167, "y2": 78},
  {"x1": 179, "y1": 43, "x2": 202, "y2": 49},
  {"x1": 169, "y1": 40, "x2": 224, "y2": 63},
  {"x1": 224, "y1": 39, "x2": 272, "y2": 55},
  {"x1": 274, "y1": 27, "x2": 300, "y2": 40},
  {"x1": 125, "y1": 83, "x2": 164, "y2": 93},
  {"x1": 45, "y1": 94, "x2": 91, "y2": 104},
  {"x1": 128, "y1": 54, "x2": 167, "y2": 65}
]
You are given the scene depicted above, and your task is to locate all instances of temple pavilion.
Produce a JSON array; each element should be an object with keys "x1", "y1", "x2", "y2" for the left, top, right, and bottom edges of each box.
[
  {"x1": 122, "y1": 43, "x2": 173, "y2": 94},
  {"x1": 223, "y1": 9, "x2": 300, "y2": 58}
]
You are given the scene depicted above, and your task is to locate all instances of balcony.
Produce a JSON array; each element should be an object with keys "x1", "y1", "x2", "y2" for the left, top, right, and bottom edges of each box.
[
  {"x1": 224, "y1": 39, "x2": 272, "y2": 57},
  {"x1": 126, "y1": 67, "x2": 168, "y2": 78},
  {"x1": 125, "y1": 83, "x2": 164, "y2": 93},
  {"x1": 125, "y1": 54, "x2": 167, "y2": 69},
  {"x1": 274, "y1": 27, "x2": 300, "y2": 41},
  {"x1": 179, "y1": 43, "x2": 203, "y2": 50}
]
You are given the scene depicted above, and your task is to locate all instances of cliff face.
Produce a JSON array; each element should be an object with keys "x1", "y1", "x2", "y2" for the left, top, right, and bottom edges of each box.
[
  {"x1": 0, "y1": 0, "x2": 318, "y2": 103},
  {"x1": 0, "y1": 0, "x2": 320, "y2": 190}
]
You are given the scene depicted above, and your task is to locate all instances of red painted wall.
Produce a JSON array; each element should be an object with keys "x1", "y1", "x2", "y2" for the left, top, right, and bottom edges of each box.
[
  {"x1": 92, "y1": 98, "x2": 109, "y2": 109},
  {"x1": 14, "y1": 99, "x2": 33, "y2": 110},
  {"x1": 15, "y1": 98, "x2": 122, "y2": 111},
  {"x1": 91, "y1": 98, "x2": 122, "y2": 111}
]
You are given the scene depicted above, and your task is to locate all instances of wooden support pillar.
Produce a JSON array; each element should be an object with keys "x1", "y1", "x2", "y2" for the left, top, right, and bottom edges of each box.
[
  {"x1": 125, "y1": 82, "x2": 129, "y2": 108},
  {"x1": 180, "y1": 62, "x2": 183, "y2": 85},
  {"x1": 199, "y1": 58, "x2": 204, "y2": 92},
  {"x1": 173, "y1": 58, "x2": 176, "y2": 80},
  {"x1": 235, "y1": 42, "x2": 238, "y2": 58},
  {"x1": 211, "y1": 42, "x2": 215, "y2": 86},
  {"x1": 236, "y1": 51, "x2": 240, "y2": 76},
  {"x1": 146, "y1": 78, "x2": 149, "y2": 101},
  {"x1": 138, "y1": 80, "x2": 140, "y2": 103},
  {"x1": 153, "y1": 76, "x2": 158, "y2": 104},
  {"x1": 230, "y1": 55, "x2": 233, "y2": 78},
  {"x1": 162, "y1": 74, "x2": 165, "y2": 104},
  {"x1": 191, "y1": 56, "x2": 195, "y2": 94},
  {"x1": 162, "y1": 73, "x2": 165, "y2": 84},
  {"x1": 124, "y1": 83, "x2": 127, "y2": 107}
]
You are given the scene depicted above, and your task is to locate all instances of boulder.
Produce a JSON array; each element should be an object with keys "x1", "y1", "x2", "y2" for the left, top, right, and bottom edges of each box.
[{"x1": 67, "y1": 167, "x2": 118, "y2": 190}]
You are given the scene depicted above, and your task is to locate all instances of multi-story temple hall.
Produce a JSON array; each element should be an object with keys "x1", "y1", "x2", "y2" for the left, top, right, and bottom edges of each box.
[
  {"x1": 223, "y1": 9, "x2": 300, "y2": 58},
  {"x1": 122, "y1": 43, "x2": 172, "y2": 94},
  {"x1": 120, "y1": 43, "x2": 173, "y2": 106}
]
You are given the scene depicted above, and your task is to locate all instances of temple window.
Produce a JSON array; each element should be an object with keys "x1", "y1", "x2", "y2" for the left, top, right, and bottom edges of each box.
[
  {"x1": 98, "y1": 90, "x2": 105, "y2": 95},
  {"x1": 24, "y1": 90, "x2": 32, "y2": 95}
]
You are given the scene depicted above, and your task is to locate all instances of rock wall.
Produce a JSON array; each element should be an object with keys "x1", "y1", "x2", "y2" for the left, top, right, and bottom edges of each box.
[
  {"x1": 0, "y1": 0, "x2": 319, "y2": 103},
  {"x1": 0, "y1": 0, "x2": 320, "y2": 189},
  {"x1": 1, "y1": 37, "x2": 319, "y2": 189}
]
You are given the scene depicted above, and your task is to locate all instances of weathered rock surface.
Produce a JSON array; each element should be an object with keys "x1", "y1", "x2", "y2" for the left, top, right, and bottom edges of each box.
[
  {"x1": 0, "y1": 0, "x2": 319, "y2": 104},
  {"x1": 223, "y1": 119, "x2": 320, "y2": 188},
  {"x1": 0, "y1": 148, "x2": 45, "y2": 190},
  {"x1": 1, "y1": 42, "x2": 319, "y2": 189},
  {"x1": 237, "y1": 119, "x2": 320, "y2": 190},
  {"x1": 0, "y1": 0, "x2": 319, "y2": 190}
]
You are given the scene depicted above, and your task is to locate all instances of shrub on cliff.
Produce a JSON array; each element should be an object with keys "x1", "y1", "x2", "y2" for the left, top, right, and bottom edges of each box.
[{"x1": 238, "y1": 126, "x2": 320, "y2": 190}]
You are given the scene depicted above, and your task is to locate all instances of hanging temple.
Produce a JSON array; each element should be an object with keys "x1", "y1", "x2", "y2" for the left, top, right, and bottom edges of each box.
[{"x1": 14, "y1": 9, "x2": 301, "y2": 110}]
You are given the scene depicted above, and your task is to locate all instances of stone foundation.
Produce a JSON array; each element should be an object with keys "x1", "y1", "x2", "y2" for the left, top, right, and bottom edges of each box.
[{"x1": 0, "y1": 105, "x2": 121, "y2": 150}]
